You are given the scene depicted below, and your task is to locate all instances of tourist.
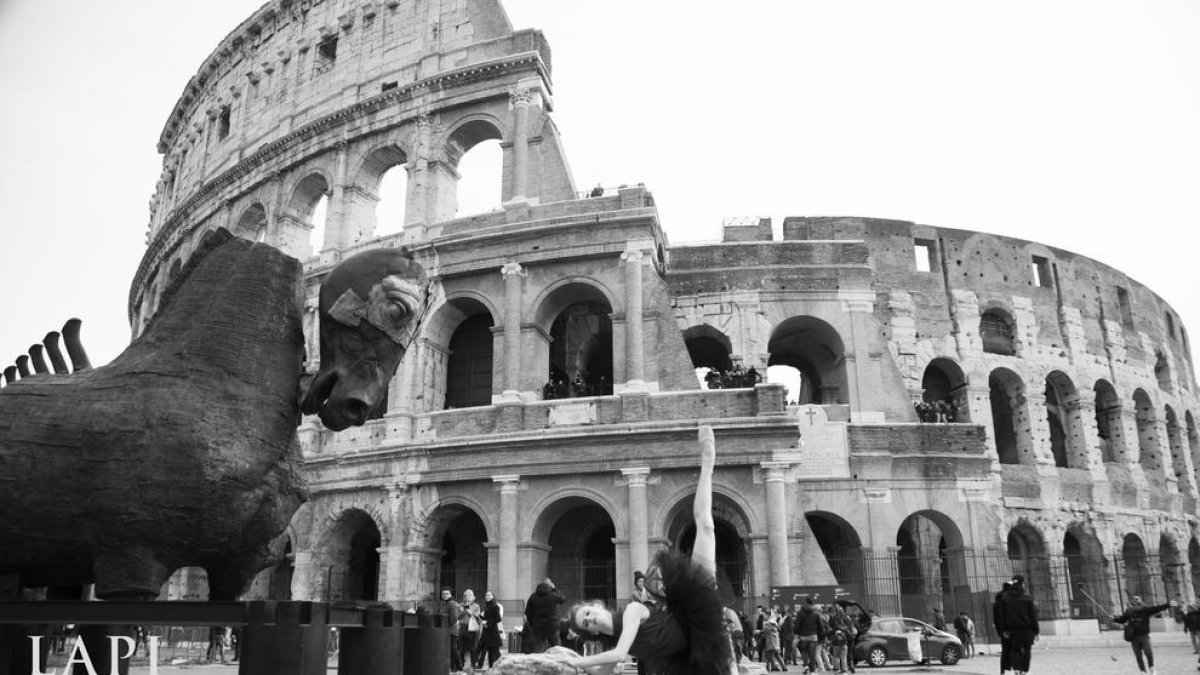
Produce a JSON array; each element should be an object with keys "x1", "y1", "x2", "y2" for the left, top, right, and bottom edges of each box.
[
  {"x1": 438, "y1": 586, "x2": 463, "y2": 672},
  {"x1": 953, "y1": 610, "x2": 975, "y2": 659},
  {"x1": 553, "y1": 426, "x2": 735, "y2": 675},
  {"x1": 1184, "y1": 602, "x2": 1200, "y2": 655},
  {"x1": 796, "y1": 597, "x2": 823, "y2": 673},
  {"x1": 931, "y1": 606, "x2": 946, "y2": 631},
  {"x1": 460, "y1": 589, "x2": 482, "y2": 672},
  {"x1": 995, "y1": 575, "x2": 1038, "y2": 675},
  {"x1": 631, "y1": 570, "x2": 654, "y2": 604},
  {"x1": 780, "y1": 606, "x2": 796, "y2": 667},
  {"x1": 992, "y1": 581, "x2": 1012, "y2": 674},
  {"x1": 524, "y1": 577, "x2": 565, "y2": 652},
  {"x1": 1113, "y1": 595, "x2": 1177, "y2": 675},
  {"x1": 477, "y1": 590, "x2": 504, "y2": 669},
  {"x1": 828, "y1": 603, "x2": 856, "y2": 674},
  {"x1": 762, "y1": 609, "x2": 786, "y2": 672},
  {"x1": 206, "y1": 625, "x2": 226, "y2": 663}
]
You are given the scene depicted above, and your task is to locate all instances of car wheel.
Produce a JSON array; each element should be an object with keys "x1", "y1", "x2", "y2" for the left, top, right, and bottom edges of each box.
[
  {"x1": 867, "y1": 646, "x2": 887, "y2": 667},
  {"x1": 940, "y1": 644, "x2": 961, "y2": 665}
]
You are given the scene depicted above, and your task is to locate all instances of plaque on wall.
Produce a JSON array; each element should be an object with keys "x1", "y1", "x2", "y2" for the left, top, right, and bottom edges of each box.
[{"x1": 794, "y1": 404, "x2": 850, "y2": 479}]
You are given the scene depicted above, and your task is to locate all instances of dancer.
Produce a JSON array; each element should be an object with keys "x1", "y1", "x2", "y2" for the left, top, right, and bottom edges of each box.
[{"x1": 554, "y1": 426, "x2": 735, "y2": 675}]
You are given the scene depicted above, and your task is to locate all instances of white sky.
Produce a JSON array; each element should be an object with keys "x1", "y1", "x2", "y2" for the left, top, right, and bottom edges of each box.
[{"x1": 1, "y1": 1, "x2": 1199, "y2": 374}]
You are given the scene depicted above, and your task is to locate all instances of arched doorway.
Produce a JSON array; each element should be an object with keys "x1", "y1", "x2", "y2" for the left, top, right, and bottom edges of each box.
[
  {"x1": 1160, "y1": 534, "x2": 1186, "y2": 605},
  {"x1": 989, "y1": 368, "x2": 1028, "y2": 464},
  {"x1": 1094, "y1": 380, "x2": 1121, "y2": 463},
  {"x1": 445, "y1": 313, "x2": 495, "y2": 409},
  {"x1": 1133, "y1": 390, "x2": 1162, "y2": 477},
  {"x1": 1063, "y1": 528, "x2": 1109, "y2": 619},
  {"x1": 1121, "y1": 534, "x2": 1154, "y2": 604},
  {"x1": 1007, "y1": 522, "x2": 1054, "y2": 613},
  {"x1": 767, "y1": 316, "x2": 846, "y2": 404},
  {"x1": 683, "y1": 325, "x2": 734, "y2": 389},
  {"x1": 980, "y1": 308, "x2": 1016, "y2": 355},
  {"x1": 806, "y1": 512, "x2": 865, "y2": 591},
  {"x1": 436, "y1": 509, "x2": 489, "y2": 597},
  {"x1": 1045, "y1": 371, "x2": 1085, "y2": 468},
  {"x1": 896, "y1": 512, "x2": 967, "y2": 620},
  {"x1": 321, "y1": 509, "x2": 382, "y2": 602},
  {"x1": 667, "y1": 495, "x2": 750, "y2": 603},
  {"x1": 542, "y1": 500, "x2": 616, "y2": 606},
  {"x1": 919, "y1": 358, "x2": 968, "y2": 422},
  {"x1": 549, "y1": 302, "x2": 613, "y2": 396}
]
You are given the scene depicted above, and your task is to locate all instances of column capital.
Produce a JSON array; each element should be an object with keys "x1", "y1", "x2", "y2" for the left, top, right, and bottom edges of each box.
[
  {"x1": 620, "y1": 249, "x2": 645, "y2": 265},
  {"x1": 509, "y1": 87, "x2": 537, "y2": 107},
  {"x1": 760, "y1": 461, "x2": 792, "y2": 481},
  {"x1": 492, "y1": 474, "x2": 522, "y2": 492},
  {"x1": 620, "y1": 467, "x2": 652, "y2": 486},
  {"x1": 501, "y1": 261, "x2": 525, "y2": 278}
]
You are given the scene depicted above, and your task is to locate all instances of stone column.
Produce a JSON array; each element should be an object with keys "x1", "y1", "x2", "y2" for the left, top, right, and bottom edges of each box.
[
  {"x1": 493, "y1": 475, "x2": 521, "y2": 604},
  {"x1": 621, "y1": 249, "x2": 645, "y2": 386},
  {"x1": 762, "y1": 462, "x2": 791, "y2": 587},
  {"x1": 501, "y1": 262, "x2": 525, "y2": 398},
  {"x1": 327, "y1": 140, "x2": 350, "y2": 252},
  {"x1": 409, "y1": 114, "x2": 437, "y2": 229},
  {"x1": 508, "y1": 88, "x2": 534, "y2": 201},
  {"x1": 381, "y1": 483, "x2": 408, "y2": 603},
  {"x1": 622, "y1": 468, "x2": 652, "y2": 576},
  {"x1": 291, "y1": 550, "x2": 314, "y2": 601}
]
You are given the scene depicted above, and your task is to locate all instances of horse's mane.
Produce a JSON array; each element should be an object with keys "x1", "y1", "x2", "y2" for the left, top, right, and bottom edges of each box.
[
  {"x1": 144, "y1": 227, "x2": 236, "y2": 334},
  {"x1": 132, "y1": 227, "x2": 305, "y2": 377}
]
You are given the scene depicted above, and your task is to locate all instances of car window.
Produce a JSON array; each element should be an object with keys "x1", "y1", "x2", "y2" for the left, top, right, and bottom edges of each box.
[
  {"x1": 875, "y1": 619, "x2": 900, "y2": 633},
  {"x1": 902, "y1": 619, "x2": 927, "y2": 632}
]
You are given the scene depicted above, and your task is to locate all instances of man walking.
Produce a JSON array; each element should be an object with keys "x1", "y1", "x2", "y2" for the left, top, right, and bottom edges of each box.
[
  {"x1": 1113, "y1": 595, "x2": 1177, "y2": 675},
  {"x1": 995, "y1": 575, "x2": 1038, "y2": 675}
]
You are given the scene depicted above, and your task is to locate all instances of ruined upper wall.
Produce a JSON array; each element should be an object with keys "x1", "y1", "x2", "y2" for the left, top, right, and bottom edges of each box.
[
  {"x1": 780, "y1": 215, "x2": 1197, "y2": 390},
  {"x1": 148, "y1": 0, "x2": 545, "y2": 239}
]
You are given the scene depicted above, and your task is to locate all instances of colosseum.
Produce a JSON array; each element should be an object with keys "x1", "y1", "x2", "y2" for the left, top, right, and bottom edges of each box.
[{"x1": 133, "y1": 0, "x2": 1199, "y2": 638}]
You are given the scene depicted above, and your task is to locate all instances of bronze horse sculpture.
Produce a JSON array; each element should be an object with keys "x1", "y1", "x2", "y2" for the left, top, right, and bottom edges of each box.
[{"x1": 0, "y1": 228, "x2": 428, "y2": 600}]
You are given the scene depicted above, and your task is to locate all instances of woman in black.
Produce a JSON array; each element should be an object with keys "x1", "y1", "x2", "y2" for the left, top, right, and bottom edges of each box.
[
  {"x1": 478, "y1": 590, "x2": 505, "y2": 668},
  {"x1": 556, "y1": 426, "x2": 734, "y2": 675}
]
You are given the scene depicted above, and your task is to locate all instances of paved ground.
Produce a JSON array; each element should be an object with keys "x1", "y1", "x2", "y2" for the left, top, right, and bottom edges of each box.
[{"x1": 48, "y1": 639, "x2": 1200, "y2": 674}]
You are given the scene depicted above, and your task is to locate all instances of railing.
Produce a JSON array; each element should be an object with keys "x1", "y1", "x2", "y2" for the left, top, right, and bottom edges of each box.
[{"x1": 0, "y1": 600, "x2": 447, "y2": 675}]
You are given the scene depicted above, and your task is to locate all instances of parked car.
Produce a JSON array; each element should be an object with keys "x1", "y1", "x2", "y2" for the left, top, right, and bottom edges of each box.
[{"x1": 853, "y1": 616, "x2": 963, "y2": 667}]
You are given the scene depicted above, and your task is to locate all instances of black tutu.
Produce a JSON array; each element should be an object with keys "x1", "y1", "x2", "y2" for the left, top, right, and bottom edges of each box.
[{"x1": 633, "y1": 550, "x2": 734, "y2": 675}]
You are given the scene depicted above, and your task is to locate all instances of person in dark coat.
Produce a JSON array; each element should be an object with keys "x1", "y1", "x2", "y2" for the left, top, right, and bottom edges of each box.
[
  {"x1": 438, "y1": 587, "x2": 463, "y2": 671},
  {"x1": 995, "y1": 575, "x2": 1038, "y2": 675},
  {"x1": 992, "y1": 581, "x2": 1012, "y2": 674},
  {"x1": 796, "y1": 597, "x2": 824, "y2": 673},
  {"x1": 1184, "y1": 603, "x2": 1200, "y2": 655},
  {"x1": 477, "y1": 590, "x2": 505, "y2": 668},
  {"x1": 1113, "y1": 595, "x2": 1177, "y2": 675},
  {"x1": 524, "y1": 578, "x2": 565, "y2": 652}
]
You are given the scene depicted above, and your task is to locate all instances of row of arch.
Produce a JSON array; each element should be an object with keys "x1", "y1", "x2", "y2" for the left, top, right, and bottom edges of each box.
[
  {"x1": 921, "y1": 356, "x2": 1200, "y2": 485},
  {"x1": 980, "y1": 307, "x2": 1181, "y2": 394},
  {"x1": 206, "y1": 497, "x2": 1200, "y2": 625},
  {"x1": 142, "y1": 117, "x2": 513, "y2": 324}
]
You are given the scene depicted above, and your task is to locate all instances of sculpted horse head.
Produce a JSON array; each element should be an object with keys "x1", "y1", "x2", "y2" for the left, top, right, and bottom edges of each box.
[{"x1": 300, "y1": 247, "x2": 430, "y2": 430}]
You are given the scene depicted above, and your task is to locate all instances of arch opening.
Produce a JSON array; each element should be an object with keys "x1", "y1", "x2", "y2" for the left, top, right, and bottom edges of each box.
[
  {"x1": 980, "y1": 308, "x2": 1016, "y2": 356},
  {"x1": 767, "y1": 317, "x2": 846, "y2": 405},
  {"x1": 918, "y1": 358, "x2": 968, "y2": 422},
  {"x1": 545, "y1": 502, "x2": 616, "y2": 607},
  {"x1": 989, "y1": 368, "x2": 1028, "y2": 465},
  {"x1": 1094, "y1": 380, "x2": 1121, "y2": 463}
]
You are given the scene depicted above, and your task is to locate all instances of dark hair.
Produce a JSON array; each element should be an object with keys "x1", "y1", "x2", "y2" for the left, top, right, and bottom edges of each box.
[{"x1": 567, "y1": 600, "x2": 608, "y2": 635}]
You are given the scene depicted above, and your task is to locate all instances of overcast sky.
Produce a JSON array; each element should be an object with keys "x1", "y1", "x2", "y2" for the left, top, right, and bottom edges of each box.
[{"x1": 1, "y1": 1, "x2": 1198, "y2": 376}]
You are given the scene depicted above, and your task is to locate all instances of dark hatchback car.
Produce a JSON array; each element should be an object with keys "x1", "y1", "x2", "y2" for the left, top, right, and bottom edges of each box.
[{"x1": 852, "y1": 616, "x2": 964, "y2": 667}]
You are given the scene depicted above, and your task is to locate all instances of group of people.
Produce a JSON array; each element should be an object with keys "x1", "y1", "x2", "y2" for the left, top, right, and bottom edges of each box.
[
  {"x1": 913, "y1": 398, "x2": 958, "y2": 423},
  {"x1": 435, "y1": 586, "x2": 508, "y2": 672},
  {"x1": 702, "y1": 366, "x2": 760, "y2": 390},
  {"x1": 542, "y1": 373, "x2": 611, "y2": 400},
  {"x1": 733, "y1": 600, "x2": 860, "y2": 674}
]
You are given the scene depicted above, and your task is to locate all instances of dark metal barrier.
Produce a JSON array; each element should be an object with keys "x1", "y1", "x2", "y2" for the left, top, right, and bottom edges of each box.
[{"x1": 0, "y1": 600, "x2": 447, "y2": 675}]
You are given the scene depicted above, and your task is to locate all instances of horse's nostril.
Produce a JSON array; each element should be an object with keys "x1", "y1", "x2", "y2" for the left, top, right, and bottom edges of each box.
[{"x1": 344, "y1": 399, "x2": 369, "y2": 421}]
